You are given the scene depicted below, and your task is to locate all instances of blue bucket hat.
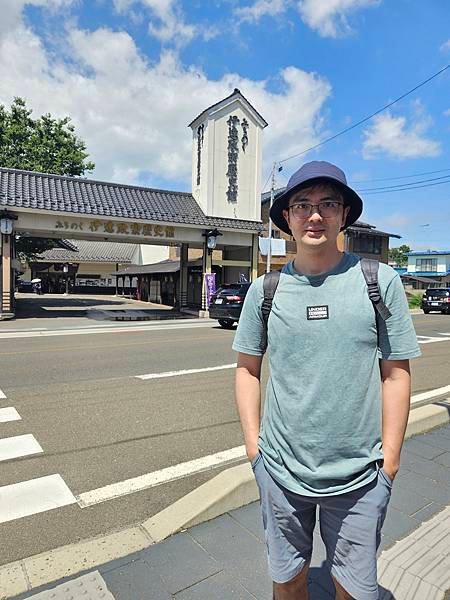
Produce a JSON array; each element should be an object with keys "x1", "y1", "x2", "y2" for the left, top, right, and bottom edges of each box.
[{"x1": 269, "y1": 161, "x2": 363, "y2": 235}]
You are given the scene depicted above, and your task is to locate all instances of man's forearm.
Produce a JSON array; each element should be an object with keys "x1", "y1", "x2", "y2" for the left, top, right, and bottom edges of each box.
[
  {"x1": 381, "y1": 360, "x2": 411, "y2": 477},
  {"x1": 235, "y1": 365, "x2": 261, "y2": 460}
]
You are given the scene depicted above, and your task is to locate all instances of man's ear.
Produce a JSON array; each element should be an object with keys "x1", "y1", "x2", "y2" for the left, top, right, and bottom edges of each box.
[
  {"x1": 342, "y1": 205, "x2": 350, "y2": 228},
  {"x1": 282, "y1": 208, "x2": 290, "y2": 229}
]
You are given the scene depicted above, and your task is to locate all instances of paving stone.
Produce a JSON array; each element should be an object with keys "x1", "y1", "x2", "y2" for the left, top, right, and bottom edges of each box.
[
  {"x1": 173, "y1": 571, "x2": 256, "y2": 599},
  {"x1": 435, "y1": 452, "x2": 450, "y2": 468},
  {"x1": 228, "y1": 501, "x2": 265, "y2": 542},
  {"x1": 24, "y1": 571, "x2": 114, "y2": 600},
  {"x1": 382, "y1": 506, "x2": 419, "y2": 540},
  {"x1": 410, "y1": 501, "x2": 444, "y2": 523},
  {"x1": 102, "y1": 559, "x2": 170, "y2": 600},
  {"x1": 395, "y1": 469, "x2": 450, "y2": 502},
  {"x1": 401, "y1": 451, "x2": 450, "y2": 486},
  {"x1": 188, "y1": 513, "x2": 270, "y2": 599},
  {"x1": 403, "y1": 438, "x2": 447, "y2": 460},
  {"x1": 389, "y1": 484, "x2": 433, "y2": 516},
  {"x1": 140, "y1": 531, "x2": 221, "y2": 594},
  {"x1": 416, "y1": 433, "x2": 450, "y2": 452}
]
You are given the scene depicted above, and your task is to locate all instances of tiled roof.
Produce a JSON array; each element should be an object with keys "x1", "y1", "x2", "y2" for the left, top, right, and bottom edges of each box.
[
  {"x1": 37, "y1": 240, "x2": 137, "y2": 263},
  {"x1": 0, "y1": 167, "x2": 262, "y2": 233},
  {"x1": 188, "y1": 88, "x2": 268, "y2": 128}
]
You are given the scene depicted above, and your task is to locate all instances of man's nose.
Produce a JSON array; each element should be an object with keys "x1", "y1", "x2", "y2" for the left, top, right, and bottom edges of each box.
[{"x1": 308, "y1": 207, "x2": 323, "y2": 220}]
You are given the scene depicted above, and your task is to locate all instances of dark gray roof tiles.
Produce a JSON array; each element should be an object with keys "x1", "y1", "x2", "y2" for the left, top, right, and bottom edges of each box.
[
  {"x1": 0, "y1": 167, "x2": 263, "y2": 232},
  {"x1": 36, "y1": 239, "x2": 138, "y2": 263}
]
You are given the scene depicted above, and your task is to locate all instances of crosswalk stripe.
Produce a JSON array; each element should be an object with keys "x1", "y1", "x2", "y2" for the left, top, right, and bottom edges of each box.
[
  {"x1": 77, "y1": 445, "x2": 246, "y2": 507},
  {"x1": 0, "y1": 434, "x2": 43, "y2": 462},
  {"x1": 0, "y1": 389, "x2": 6, "y2": 399},
  {"x1": 0, "y1": 407, "x2": 21, "y2": 423},
  {"x1": 0, "y1": 474, "x2": 77, "y2": 524}
]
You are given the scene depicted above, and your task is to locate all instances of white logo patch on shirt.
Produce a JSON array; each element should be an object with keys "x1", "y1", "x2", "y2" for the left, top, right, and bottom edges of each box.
[{"x1": 307, "y1": 305, "x2": 329, "y2": 320}]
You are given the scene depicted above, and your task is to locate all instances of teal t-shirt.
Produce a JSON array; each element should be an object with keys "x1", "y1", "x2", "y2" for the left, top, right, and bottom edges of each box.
[{"x1": 232, "y1": 252, "x2": 421, "y2": 496}]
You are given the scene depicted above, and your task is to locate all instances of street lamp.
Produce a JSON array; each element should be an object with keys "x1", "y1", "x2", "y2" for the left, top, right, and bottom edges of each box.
[
  {"x1": 203, "y1": 229, "x2": 223, "y2": 254},
  {"x1": 0, "y1": 211, "x2": 17, "y2": 235},
  {"x1": 63, "y1": 263, "x2": 69, "y2": 295}
]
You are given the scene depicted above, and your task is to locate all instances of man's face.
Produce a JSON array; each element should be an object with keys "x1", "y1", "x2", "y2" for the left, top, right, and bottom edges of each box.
[{"x1": 282, "y1": 185, "x2": 350, "y2": 250}]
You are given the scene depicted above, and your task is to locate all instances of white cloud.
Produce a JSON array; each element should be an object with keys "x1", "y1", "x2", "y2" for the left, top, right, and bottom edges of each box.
[
  {"x1": 0, "y1": 12, "x2": 331, "y2": 187},
  {"x1": 297, "y1": 0, "x2": 380, "y2": 38},
  {"x1": 0, "y1": 0, "x2": 74, "y2": 40},
  {"x1": 440, "y1": 39, "x2": 450, "y2": 52},
  {"x1": 113, "y1": 0, "x2": 204, "y2": 46},
  {"x1": 235, "y1": 0, "x2": 289, "y2": 23},
  {"x1": 362, "y1": 110, "x2": 441, "y2": 160},
  {"x1": 444, "y1": 108, "x2": 450, "y2": 117}
]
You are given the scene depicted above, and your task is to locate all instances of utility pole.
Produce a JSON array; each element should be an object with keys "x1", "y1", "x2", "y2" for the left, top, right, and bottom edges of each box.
[{"x1": 266, "y1": 162, "x2": 277, "y2": 273}]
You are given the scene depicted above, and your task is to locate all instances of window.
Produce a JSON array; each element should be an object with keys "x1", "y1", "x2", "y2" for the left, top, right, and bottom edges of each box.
[
  {"x1": 352, "y1": 235, "x2": 382, "y2": 255},
  {"x1": 416, "y1": 258, "x2": 437, "y2": 272}
]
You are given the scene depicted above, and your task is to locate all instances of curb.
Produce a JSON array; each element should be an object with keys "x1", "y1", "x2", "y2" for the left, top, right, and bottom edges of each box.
[{"x1": 2, "y1": 400, "x2": 450, "y2": 599}]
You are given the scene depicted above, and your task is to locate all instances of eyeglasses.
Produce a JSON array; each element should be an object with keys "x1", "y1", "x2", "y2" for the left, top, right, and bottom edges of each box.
[{"x1": 287, "y1": 200, "x2": 344, "y2": 219}]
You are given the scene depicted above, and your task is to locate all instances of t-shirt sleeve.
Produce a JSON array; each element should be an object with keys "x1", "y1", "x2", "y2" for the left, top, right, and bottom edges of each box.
[
  {"x1": 232, "y1": 278, "x2": 267, "y2": 356},
  {"x1": 377, "y1": 274, "x2": 422, "y2": 360}
]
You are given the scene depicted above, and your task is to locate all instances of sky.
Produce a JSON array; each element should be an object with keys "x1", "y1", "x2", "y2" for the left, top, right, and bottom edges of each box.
[{"x1": 0, "y1": 0, "x2": 449, "y2": 251}]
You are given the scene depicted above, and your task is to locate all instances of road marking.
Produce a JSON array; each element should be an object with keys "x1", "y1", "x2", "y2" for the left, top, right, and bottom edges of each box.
[
  {"x1": 410, "y1": 384, "x2": 450, "y2": 408},
  {"x1": 0, "y1": 474, "x2": 76, "y2": 524},
  {"x1": 0, "y1": 389, "x2": 6, "y2": 399},
  {"x1": 0, "y1": 434, "x2": 43, "y2": 462},
  {"x1": 135, "y1": 363, "x2": 237, "y2": 380},
  {"x1": 0, "y1": 407, "x2": 21, "y2": 423},
  {"x1": 77, "y1": 445, "x2": 246, "y2": 508},
  {"x1": 0, "y1": 321, "x2": 216, "y2": 340},
  {"x1": 416, "y1": 335, "x2": 450, "y2": 344}
]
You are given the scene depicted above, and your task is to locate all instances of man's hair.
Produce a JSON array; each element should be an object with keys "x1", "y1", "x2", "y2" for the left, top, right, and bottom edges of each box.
[{"x1": 287, "y1": 181, "x2": 345, "y2": 207}]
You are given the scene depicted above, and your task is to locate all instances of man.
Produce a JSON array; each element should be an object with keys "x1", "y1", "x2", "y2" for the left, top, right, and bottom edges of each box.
[{"x1": 232, "y1": 161, "x2": 421, "y2": 600}]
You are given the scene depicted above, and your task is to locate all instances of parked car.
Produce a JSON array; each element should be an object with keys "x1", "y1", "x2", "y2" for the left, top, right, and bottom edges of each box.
[
  {"x1": 16, "y1": 279, "x2": 33, "y2": 292},
  {"x1": 209, "y1": 282, "x2": 251, "y2": 328},
  {"x1": 421, "y1": 287, "x2": 450, "y2": 314}
]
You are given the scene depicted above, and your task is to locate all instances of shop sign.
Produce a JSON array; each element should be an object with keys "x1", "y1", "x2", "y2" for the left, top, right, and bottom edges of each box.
[
  {"x1": 55, "y1": 219, "x2": 175, "y2": 239},
  {"x1": 204, "y1": 272, "x2": 216, "y2": 308}
]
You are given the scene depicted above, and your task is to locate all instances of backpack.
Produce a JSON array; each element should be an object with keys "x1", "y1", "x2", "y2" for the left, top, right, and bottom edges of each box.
[{"x1": 261, "y1": 258, "x2": 391, "y2": 332}]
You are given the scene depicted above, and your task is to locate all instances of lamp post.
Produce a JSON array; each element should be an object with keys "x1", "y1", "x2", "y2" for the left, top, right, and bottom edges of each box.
[
  {"x1": 0, "y1": 211, "x2": 17, "y2": 235},
  {"x1": 63, "y1": 264, "x2": 69, "y2": 295},
  {"x1": 203, "y1": 228, "x2": 223, "y2": 254}
]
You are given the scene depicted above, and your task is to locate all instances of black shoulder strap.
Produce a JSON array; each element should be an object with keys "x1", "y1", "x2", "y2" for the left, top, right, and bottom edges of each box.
[
  {"x1": 360, "y1": 258, "x2": 391, "y2": 321},
  {"x1": 262, "y1": 270, "x2": 281, "y2": 328}
]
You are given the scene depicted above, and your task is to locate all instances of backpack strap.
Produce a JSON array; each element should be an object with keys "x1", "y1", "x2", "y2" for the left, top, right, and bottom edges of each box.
[
  {"x1": 262, "y1": 270, "x2": 281, "y2": 328},
  {"x1": 360, "y1": 258, "x2": 392, "y2": 321}
]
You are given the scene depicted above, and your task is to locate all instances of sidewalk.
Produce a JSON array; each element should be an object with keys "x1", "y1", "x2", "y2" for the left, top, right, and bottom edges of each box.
[{"x1": 8, "y1": 423, "x2": 450, "y2": 600}]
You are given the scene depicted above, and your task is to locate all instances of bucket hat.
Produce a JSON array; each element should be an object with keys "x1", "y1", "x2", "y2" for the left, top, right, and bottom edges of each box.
[{"x1": 269, "y1": 161, "x2": 363, "y2": 235}]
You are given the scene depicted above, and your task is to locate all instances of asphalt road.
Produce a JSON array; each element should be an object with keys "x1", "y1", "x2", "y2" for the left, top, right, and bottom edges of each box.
[{"x1": 0, "y1": 311, "x2": 449, "y2": 566}]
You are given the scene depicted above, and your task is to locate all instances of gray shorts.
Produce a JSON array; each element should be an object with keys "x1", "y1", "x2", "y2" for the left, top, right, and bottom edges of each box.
[{"x1": 251, "y1": 453, "x2": 392, "y2": 600}]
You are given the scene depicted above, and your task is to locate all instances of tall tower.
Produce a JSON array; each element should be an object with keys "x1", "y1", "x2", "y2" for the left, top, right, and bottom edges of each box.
[{"x1": 189, "y1": 88, "x2": 267, "y2": 222}]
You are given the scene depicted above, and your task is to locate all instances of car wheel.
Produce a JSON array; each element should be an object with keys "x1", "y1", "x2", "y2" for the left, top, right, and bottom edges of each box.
[
  {"x1": 218, "y1": 319, "x2": 235, "y2": 329},
  {"x1": 423, "y1": 309, "x2": 430, "y2": 314}
]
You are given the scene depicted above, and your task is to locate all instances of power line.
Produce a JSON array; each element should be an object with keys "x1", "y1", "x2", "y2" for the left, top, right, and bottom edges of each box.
[
  {"x1": 278, "y1": 64, "x2": 449, "y2": 165},
  {"x1": 356, "y1": 174, "x2": 450, "y2": 192},
  {"x1": 350, "y1": 167, "x2": 450, "y2": 184},
  {"x1": 362, "y1": 178, "x2": 450, "y2": 195}
]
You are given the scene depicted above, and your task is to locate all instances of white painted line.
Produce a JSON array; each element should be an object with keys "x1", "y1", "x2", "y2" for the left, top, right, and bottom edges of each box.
[
  {"x1": 77, "y1": 445, "x2": 246, "y2": 508},
  {"x1": 0, "y1": 389, "x2": 6, "y2": 399},
  {"x1": 0, "y1": 434, "x2": 43, "y2": 462},
  {"x1": 0, "y1": 321, "x2": 215, "y2": 340},
  {"x1": 417, "y1": 335, "x2": 450, "y2": 344},
  {"x1": 0, "y1": 407, "x2": 21, "y2": 423},
  {"x1": 0, "y1": 474, "x2": 76, "y2": 524},
  {"x1": 410, "y1": 385, "x2": 450, "y2": 407},
  {"x1": 136, "y1": 363, "x2": 237, "y2": 381}
]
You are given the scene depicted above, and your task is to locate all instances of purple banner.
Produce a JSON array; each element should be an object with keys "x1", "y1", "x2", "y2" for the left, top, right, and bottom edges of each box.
[{"x1": 204, "y1": 273, "x2": 216, "y2": 308}]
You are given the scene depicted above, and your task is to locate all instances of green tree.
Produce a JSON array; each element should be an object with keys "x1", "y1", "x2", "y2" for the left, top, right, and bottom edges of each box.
[
  {"x1": 388, "y1": 244, "x2": 411, "y2": 267},
  {"x1": 0, "y1": 97, "x2": 95, "y2": 261}
]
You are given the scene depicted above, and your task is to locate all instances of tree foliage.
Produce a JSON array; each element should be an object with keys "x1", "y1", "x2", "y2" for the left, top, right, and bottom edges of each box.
[
  {"x1": 388, "y1": 244, "x2": 411, "y2": 267},
  {"x1": 0, "y1": 97, "x2": 95, "y2": 262},
  {"x1": 0, "y1": 97, "x2": 95, "y2": 176}
]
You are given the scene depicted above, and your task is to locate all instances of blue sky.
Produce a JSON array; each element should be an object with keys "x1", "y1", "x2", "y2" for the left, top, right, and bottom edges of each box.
[{"x1": 0, "y1": 0, "x2": 449, "y2": 250}]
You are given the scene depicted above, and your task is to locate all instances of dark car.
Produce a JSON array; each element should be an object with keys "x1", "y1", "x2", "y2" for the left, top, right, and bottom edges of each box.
[
  {"x1": 16, "y1": 280, "x2": 33, "y2": 292},
  {"x1": 209, "y1": 282, "x2": 251, "y2": 328},
  {"x1": 421, "y1": 287, "x2": 450, "y2": 314}
]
